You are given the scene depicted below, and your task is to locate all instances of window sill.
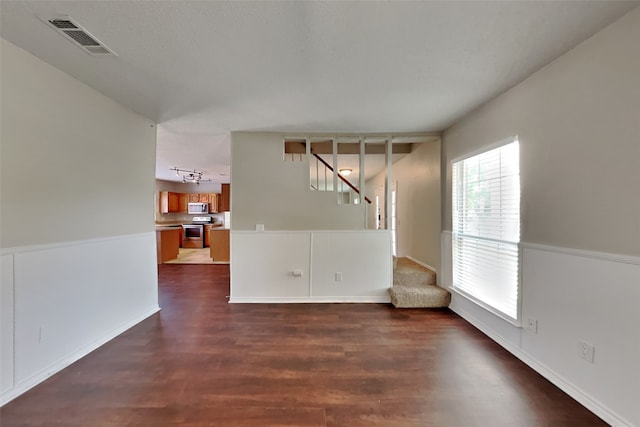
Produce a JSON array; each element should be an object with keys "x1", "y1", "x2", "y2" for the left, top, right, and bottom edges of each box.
[{"x1": 448, "y1": 286, "x2": 522, "y2": 328}]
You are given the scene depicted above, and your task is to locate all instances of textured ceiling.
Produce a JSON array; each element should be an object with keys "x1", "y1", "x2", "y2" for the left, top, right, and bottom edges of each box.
[{"x1": 1, "y1": 1, "x2": 637, "y2": 182}]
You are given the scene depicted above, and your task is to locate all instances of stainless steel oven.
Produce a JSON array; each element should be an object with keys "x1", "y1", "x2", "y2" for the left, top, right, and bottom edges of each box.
[{"x1": 181, "y1": 224, "x2": 204, "y2": 248}]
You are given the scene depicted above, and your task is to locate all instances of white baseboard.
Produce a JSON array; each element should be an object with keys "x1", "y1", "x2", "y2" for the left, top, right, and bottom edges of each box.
[
  {"x1": 229, "y1": 296, "x2": 391, "y2": 304},
  {"x1": 449, "y1": 302, "x2": 633, "y2": 427},
  {"x1": 0, "y1": 306, "x2": 160, "y2": 406}
]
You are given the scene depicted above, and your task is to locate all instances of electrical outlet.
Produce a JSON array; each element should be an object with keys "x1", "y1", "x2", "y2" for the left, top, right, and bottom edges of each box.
[
  {"x1": 526, "y1": 317, "x2": 538, "y2": 333},
  {"x1": 335, "y1": 272, "x2": 343, "y2": 282},
  {"x1": 578, "y1": 340, "x2": 595, "y2": 363}
]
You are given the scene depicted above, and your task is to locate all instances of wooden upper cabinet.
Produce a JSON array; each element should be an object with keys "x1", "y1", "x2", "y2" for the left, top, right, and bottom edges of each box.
[
  {"x1": 220, "y1": 184, "x2": 230, "y2": 212},
  {"x1": 208, "y1": 193, "x2": 218, "y2": 213},
  {"x1": 160, "y1": 191, "x2": 180, "y2": 213},
  {"x1": 179, "y1": 193, "x2": 189, "y2": 213},
  {"x1": 198, "y1": 193, "x2": 209, "y2": 203},
  {"x1": 189, "y1": 193, "x2": 200, "y2": 203}
]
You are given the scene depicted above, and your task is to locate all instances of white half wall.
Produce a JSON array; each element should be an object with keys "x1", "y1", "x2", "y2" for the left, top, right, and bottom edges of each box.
[
  {"x1": 442, "y1": 232, "x2": 640, "y2": 426},
  {"x1": 0, "y1": 234, "x2": 160, "y2": 405},
  {"x1": 230, "y1": 231, "x2": 392, "y2": 303}
]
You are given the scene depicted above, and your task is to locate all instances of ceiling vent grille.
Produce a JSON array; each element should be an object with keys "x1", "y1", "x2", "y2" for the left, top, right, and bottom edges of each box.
[{"x1": 42, "y1": 16, "x2": 117, "y2": 56}]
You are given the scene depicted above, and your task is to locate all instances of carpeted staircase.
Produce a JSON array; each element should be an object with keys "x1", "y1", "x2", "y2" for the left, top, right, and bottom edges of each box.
[{"x1": 389, "y1": 257, "x2": 451, "y2": 308}]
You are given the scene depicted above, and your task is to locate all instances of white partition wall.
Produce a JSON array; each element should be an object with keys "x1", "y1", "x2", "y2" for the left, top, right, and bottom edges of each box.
[{"x1": 231, "y1": 231, "x2": 392, "y2": 303}]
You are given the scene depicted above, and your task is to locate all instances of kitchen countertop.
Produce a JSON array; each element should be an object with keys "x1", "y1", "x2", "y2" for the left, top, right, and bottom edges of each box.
[
  {"x1": 155, "y1": 226, "x2": 182, "y2": 231},
  {"x1": 155, "y1": 224, "x2": 225, "y2": 230}
]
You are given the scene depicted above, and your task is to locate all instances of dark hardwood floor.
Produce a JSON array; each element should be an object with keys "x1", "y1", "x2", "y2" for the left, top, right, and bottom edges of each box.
[{"x1": 1, "y1": 264, "x2": 605, "y2": 426}]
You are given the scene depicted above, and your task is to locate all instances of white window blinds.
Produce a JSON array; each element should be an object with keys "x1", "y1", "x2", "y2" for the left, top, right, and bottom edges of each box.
[{"x1": 452, "y1": 138, "x2": 520, "y2": 321}]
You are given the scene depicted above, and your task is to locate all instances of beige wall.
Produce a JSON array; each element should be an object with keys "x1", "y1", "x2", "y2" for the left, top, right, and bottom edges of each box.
[
  {"x1": 442, "y1": 7, "x2": 640, "y2": 256},
  {"x1": 1, "y1": 39, "x2": 157, "y2": 248},
  {"x1": 367, "y1": 141, "x2": 441, "y2": 270},
  {"x1": 231, "y1": 132, "x2": 365, "y2": 230}
]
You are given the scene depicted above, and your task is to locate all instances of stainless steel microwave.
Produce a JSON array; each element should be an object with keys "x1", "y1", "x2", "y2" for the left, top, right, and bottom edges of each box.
[{"x1": 188, "y1": 202, "x2": 208, "y2": 214}]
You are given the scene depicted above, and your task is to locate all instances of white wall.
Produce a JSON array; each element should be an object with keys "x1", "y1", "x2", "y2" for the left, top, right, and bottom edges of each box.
[
  {"x1": 441, "y1": 8, "x2": 640, "y2": 426},
  {"x1": 231, "y1": 231, "x2": 392, "y2": 303},
  {"x1": 0, "y1": 39, "x2": 159, "y2": 404},
  {"x1": 231, "y1": 132, "x2": 365, "y2": 231},
  {"x1": 367, "y1": 141, "x2": 441, "y2": 273}
]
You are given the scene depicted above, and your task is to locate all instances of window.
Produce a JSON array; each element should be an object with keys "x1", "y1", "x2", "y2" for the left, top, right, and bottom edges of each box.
[{"x1": 452, "y1": 138, "x2": 520, "y2": 322}]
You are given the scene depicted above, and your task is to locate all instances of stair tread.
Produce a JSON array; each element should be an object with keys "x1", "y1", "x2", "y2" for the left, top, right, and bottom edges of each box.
[
  {"x1": 390, "y1": 257, "x2": 449, "y2": 308},
  {"x1": 391, "y1": 284, "x2": 449, "y2": 293}
]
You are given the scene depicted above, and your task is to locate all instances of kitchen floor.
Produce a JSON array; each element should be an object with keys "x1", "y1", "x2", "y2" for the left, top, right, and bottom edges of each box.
[{"x1": 164, "y1": 248, "x2": 214, "y2": 264}]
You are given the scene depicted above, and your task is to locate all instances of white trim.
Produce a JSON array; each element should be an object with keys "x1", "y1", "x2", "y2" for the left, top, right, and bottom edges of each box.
[
  {"x1": 450, "y1": 135, "x2": 517, "y2": 163},
  {"x1": 231, "y1": 230, "x2": 391, "y2": 234},
  {"x1": 229, "y1": 296, "x2": 391, "y2": 304},
  {"x1": 521, "y1": 241, "x2": 640, "y2": 266},
  {"x1": 0, "y1": 232, "x2": 155, "y2": 256},
  {"x1": 405, "y1": 256, "x2": 438, "y2": 275},
  {"x1": 0, "y1": 306, "x2": 160, "y2": 406},
  {"x1": 449, "y1": 302, "x2": 634, "y2": 427}
]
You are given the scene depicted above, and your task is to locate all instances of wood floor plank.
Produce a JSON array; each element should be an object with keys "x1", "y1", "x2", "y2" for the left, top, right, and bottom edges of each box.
[{"x1": 0, "y1": 264, "x2": 606, "y2": 426}]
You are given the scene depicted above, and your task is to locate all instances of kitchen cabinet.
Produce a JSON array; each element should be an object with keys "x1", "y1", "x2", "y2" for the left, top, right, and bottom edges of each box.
[
  {"x1": 198, "y1": 193, "x2": 209, "y2": 203},
  {"x1": 160, "y1": 191, "x2": 180, "y2": 213},
  {"x1": 156, "y1": 228, "x2": 180, "y2": 264},
  {"x1": 209, "y1": 229, "x2": 230, "y2": 262},
  {"x1": 219, "y1": 184, "x2": 230, "y2": 212},
  {"x1": 204, "y1": 225, "x2": 212, "y2": 247},
  {"x1": 189, "y1": 193, "x2": 200, "y2": 203},
  {"x1": 179, "y1": 193, "x2": 189, "y2": 213},
  {"x1": 208, "y1": 193, "x2": 218, "y2": 213}
]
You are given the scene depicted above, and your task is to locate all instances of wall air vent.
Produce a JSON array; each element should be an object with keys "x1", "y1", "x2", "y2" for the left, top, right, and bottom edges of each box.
[{"x1": 41, "y1": 16, "x2": 117, "y2": 56}]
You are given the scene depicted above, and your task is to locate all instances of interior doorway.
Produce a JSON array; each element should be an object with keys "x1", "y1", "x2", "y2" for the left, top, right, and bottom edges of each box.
[{"x1": 375, "y1": 183, "x2": 397, "y2": 256}]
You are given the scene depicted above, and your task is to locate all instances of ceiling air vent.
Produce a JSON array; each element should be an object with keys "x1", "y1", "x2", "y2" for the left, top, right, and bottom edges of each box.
[{"x1": 42, "y1": 16, "x2": 117, "y2": 56}]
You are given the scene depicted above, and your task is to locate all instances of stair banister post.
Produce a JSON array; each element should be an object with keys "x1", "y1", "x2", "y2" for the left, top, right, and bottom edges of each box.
[
  {"x1": 359, "y1": 136, "x2": 366, "y2": 224},
  {"x1": 305, "y1": 138, "x2": 311, "y2": 190},
  {"x1": 332, "y1": 137, "x2": 338, "y2": 198},
  {"x1": 385, "y1": 136, "x2": 393, "y2": 231}
]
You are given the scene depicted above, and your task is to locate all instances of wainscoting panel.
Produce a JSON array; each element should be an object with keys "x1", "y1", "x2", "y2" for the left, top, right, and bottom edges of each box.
[
  {"x1": 311, "y1": 231, "x2": 392, "y2": 301},
  {"x1": 230, "y1": 232, "x2": 311, "y2": 300},
  {"x1": 230, "y1": 231, "x2": 392, "y2": 303},
  {"x1": 1, "y1": 233, "x2": 159, "y2": 405},
  {"x1": 441, "y1": 231, "x2": 640, "y2": 427},
  {"x1": 0, "y1": 255, "x2": 14, "y2": 395},
  {"x1": 521, "y1": 245, "x2": 640, "y2": 427}
]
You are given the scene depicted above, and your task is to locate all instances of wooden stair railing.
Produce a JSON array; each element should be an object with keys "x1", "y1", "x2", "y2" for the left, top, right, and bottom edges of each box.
[{"x1": 311, "y1": 152, "x2": 372, "y2": 204}]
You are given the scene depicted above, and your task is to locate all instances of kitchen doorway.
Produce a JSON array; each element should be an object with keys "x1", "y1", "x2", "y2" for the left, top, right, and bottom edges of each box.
[{"x1": 165, "y1": 248, "x2": 214, "y2": 264}]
